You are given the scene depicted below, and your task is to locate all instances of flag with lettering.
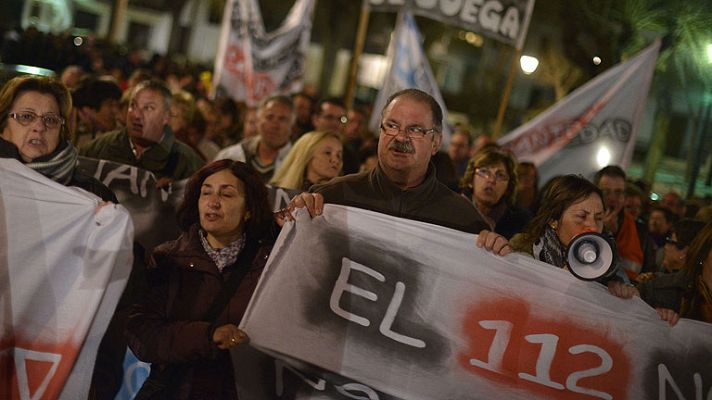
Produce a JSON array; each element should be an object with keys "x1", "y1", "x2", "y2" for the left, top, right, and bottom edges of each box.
[
  {"x1": 0, "y1": 159, "x2": 133, "y2": 399},
  {"x1": 368, "y1": 12, "x2": 452, "y2": 143},
  {"x1": 238, "y1": 205, "x2": 712, "y2": 399},
  {"x1": 368, "y1": 0, "x2": 535, "y2": 49},
  {"x1": 212, "y1": 0, "x2": 315, "y2": 105},
  {"x1": 497, "y1": 40, "x2": 660, "y2": 185}
]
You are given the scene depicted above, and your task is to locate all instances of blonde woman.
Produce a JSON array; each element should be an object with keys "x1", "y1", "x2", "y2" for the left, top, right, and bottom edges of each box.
[{"x1": 270, "y1": 130, "x2": 343, "y2": 190}]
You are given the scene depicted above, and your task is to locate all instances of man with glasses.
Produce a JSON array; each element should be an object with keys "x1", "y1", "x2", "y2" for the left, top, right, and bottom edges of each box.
[
  {"x1": 287, "y1": 88, "x2": 510, "y2": 253},
  {"x1": 460, "y1": 146, "x2": 530, "y2": 239},
  {"x1": 594, "y1": 165, "x2": 646, "y2": 278},
  {"x1": 79, "y1": 79, "x2": 204, "y2": 183}
]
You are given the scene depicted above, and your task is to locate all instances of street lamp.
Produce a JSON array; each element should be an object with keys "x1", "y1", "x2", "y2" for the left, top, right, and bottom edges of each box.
[{"x1": 520, "y1": 55, "x2": 539, "y2": 75}]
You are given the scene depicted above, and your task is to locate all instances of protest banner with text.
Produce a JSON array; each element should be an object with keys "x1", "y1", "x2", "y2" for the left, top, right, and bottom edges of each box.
[
  {"x1": 240, "y1": 205, "x2": 712, "y2": 399},
  {"x1": 0, "y1": 159, "x2": 133, "y2": 399},
  {"x1": 369, "y1": 0, "x2": 535, "y2": 49},
  {"x1": 213, "y1": 0, "x2": 315, "y2": 105},
  {"x1": 497, "y1": 40, "x2": 660, "y2": 185}
]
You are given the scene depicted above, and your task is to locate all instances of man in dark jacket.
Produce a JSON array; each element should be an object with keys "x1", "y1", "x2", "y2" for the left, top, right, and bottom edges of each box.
[
  {"x1": 286, "y1": 89, "x2": 510, "y2": 253},
  {"x1": 79, "y1": 79, "x2": 204, "y2": 184}
]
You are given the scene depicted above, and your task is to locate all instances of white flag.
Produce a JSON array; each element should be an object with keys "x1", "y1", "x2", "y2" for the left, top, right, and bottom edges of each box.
[
  {"x1": 497, "y1": 40, "x2": 660, "y2": 184},
  {"x1": 0, "y1": 159, "x2": 133, "y2": 399},
  {"x1": 212, "y1": 0, "x2": 315, "y2": 105},
  {"x1": 368, "y1": 12, "x2": 451, "y2": 144}
]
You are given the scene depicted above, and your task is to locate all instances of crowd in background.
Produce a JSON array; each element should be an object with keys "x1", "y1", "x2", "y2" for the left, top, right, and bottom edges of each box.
[{"x1": 2, "y1": 25, "x2": 712, "y2": 399}]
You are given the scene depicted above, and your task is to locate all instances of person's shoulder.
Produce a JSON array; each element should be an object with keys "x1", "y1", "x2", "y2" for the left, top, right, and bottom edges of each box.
[
  {"x1": 173, "y1": 140, "x2": 204, "y2": 162},
  {"x1": 310, "y1": 170, "x2": 370, "y2": 193},
  {"x1": 79, "y1": 129, "x2": 125, "y2": 156},
  {"x1": 149, "y1": 230, "x2": 194, "y2": 268},
  {"x1": 215, "y1": 142, "x2": 245, "y2": 161}
]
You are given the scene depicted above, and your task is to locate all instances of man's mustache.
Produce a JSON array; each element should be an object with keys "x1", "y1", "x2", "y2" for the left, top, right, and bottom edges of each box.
[{"x1": 388, "y1": 139, "x2": 415, "y2": 154}]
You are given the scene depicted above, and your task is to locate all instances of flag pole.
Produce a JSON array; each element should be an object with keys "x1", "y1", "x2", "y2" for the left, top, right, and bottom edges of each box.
[
  {"x1": 345, "y1": 0, "x2": 371, "y2": 110},
  {"x1": 493, "y1": 47, "x2": 521, "y2": 139}
]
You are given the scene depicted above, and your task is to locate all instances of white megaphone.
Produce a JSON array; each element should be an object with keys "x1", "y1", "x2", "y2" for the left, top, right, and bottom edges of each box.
[{"x1": 566, "y1": 232, "x2": 616, "y2": 281}]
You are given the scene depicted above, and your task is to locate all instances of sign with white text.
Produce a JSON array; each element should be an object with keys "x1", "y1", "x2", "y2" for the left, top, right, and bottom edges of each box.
[
  {"x1": 369, "y1": 0, "x2": 535, "y2": 49},
  {"x1": 497, "y1": 40, "x2": 660, "y2": 185},
  {"x1": 241, "y1": 205, "x2": 712, "y2": 399}
]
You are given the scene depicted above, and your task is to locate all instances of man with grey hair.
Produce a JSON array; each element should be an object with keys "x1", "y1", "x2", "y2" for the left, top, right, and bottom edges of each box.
[
  {"x1": 79, "y1": 79, "x2": 204, "y2": 182},
  {"x1": 215, "y1": 95, "x2": 294, "y2": 182},
  {"x1": 286, "y1": 89, "x2": 508, "y2": 252}
]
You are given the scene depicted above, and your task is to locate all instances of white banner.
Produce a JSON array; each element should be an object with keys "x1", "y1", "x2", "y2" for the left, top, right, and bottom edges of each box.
[
  {"x1": 240, "y1": 205, "x2": 712, "y2": 400},
  {"x1": 497, "y1": 40, "x2": 660, "y2": 185},
  {"x1": 368, "y1": 12, "x2": 452, "y2": 144},
  {"x1": 0, "y1": 159, "x2": 134, "y2": 399},
  {"x1": 213, "y1": 0, "x2": 315, "y2": 105},
  {"x1": 369, "y1": 0, "x2": 535, "y2": 50}
]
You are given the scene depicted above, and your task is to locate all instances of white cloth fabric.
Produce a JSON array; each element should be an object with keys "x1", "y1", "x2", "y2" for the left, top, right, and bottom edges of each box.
[
  {"x1": 0, "y1": 159, "x2": 133, "y2": 399},
  {"x1": 240, "y1": 205, "x2": 712, "y2": 400}
]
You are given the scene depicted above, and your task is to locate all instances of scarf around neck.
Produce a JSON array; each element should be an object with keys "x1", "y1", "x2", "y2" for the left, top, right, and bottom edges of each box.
[
  {"x1": 25, "y1": 140, "x2": 78, "y2": 185},
  {"x1": 533, "y1": 225, "x2": 567, "y2": 269}
]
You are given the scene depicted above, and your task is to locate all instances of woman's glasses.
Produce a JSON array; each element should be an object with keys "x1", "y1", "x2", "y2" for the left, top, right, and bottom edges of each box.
[{"x1": 9, "y1": 111, "x2": 64, "y2": 129}]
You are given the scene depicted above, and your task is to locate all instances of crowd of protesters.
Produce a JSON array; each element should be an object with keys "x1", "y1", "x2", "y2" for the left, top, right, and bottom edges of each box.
[{"x1": 2, "y1": 26, "x2": 712, "y2": 399}]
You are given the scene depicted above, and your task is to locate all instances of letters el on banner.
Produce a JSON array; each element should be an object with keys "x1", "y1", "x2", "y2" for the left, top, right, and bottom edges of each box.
[
  {"x1": 497, "y1": 40, "x2": 660, "y2": 185},
  {"x1": 0, "y1": 159, "x2": 133, "y2": 399},
  {"x1": 239, "y1": 205, "x2": 712, "y2": 399},
  {"x1": 213, "y1": 0, "x2": 315, "y2": 105},
  {"x1": 369, "y1": 0, "x2": 535, "y2": 50}
]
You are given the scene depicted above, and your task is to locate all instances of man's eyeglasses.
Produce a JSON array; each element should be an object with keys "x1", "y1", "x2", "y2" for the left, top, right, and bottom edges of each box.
[
  {"x1": 380, "y1": 122, "x2": 437, "y2": 140},
  {"x1": 665, "y1": 235, "x2": 685, "y2": 250},
  {"x1": 475, "y1": 167, "x2": 510, "y2": 183},
  {"x1": 9, "y1": 111, "x2": 64, "y2": 129}
]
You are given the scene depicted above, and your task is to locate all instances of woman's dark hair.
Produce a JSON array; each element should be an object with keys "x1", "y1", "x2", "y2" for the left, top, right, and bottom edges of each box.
[
  {"x1": 682, "y1": 221, "x2": 712, "y2": 278},
  {"x1": 512, "y1": 175, "x2": 604, "y2": 251},
  {"x1": 673, "y1": 219, "x2": 706, "y2": 249},
  {"x1": 177, "y1": 160, "x2": 273, "y2": 241},
  {"x1": 680, "y1": 221, "x2": 712, "y2": 318}
]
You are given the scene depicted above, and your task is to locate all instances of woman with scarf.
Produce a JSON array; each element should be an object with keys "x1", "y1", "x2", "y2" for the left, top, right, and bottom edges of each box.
[
  {"x1": 0, "y1": 75, "x2": 115, "y2": 202},
  {"x1": 126, "y1": 159, "x2": 277, "y2": 399},
  {"x1": 509, "y1": 174, "x2": 636, "y2": 299}
]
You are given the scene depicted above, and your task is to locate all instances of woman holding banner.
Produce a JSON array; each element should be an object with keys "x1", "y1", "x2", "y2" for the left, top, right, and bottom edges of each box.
[
  {"x1": 0, "y1": 75, "x2": 115, "y2": 201},
  {"x1": 637, "y1": 221, "x2": 712, "y2": 326},
  {"x1": 270, "y1": 130, "x2": 343, "y2": 190},
  {"x1": 126, "y1": 159, "x2": 277, "y2": 399},
  {"x1": 509, "y1": 174, "x2": 636, "y2": 299}
]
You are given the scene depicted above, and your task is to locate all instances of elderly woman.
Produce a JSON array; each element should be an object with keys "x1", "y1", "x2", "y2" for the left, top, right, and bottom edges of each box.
[
  {"x1": 126, "y1": 160, "x2": 276, "y2": 399},
  {"x1": 637, "y1": 221, "x2": 712, "y2": 326},
  {"x1": 0, "y1": 75, "x2": 115, "y2": 201},
  {"x1": 510, "y1": 175, "x2": 635, "y2": 298},
  {"x1": 270, "y1": 130, "x2": 343, "y2": 190},
  {"x1": 460, "y1": 145, "x2": 530, "y2": 239}
]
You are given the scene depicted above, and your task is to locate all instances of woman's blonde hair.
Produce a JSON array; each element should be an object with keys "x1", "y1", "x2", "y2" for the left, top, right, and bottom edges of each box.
[{"x1": 270, "y1": 130, "x2": 342, "y2": 190}]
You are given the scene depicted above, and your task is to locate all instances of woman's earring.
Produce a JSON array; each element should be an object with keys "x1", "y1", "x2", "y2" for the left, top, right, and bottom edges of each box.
[
  {"x1": 550, "y1": 221, "x2": 558, "y2": 230},
  {"x1": 244, "y1": 211, "x2": 251, "y2": 221}
]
